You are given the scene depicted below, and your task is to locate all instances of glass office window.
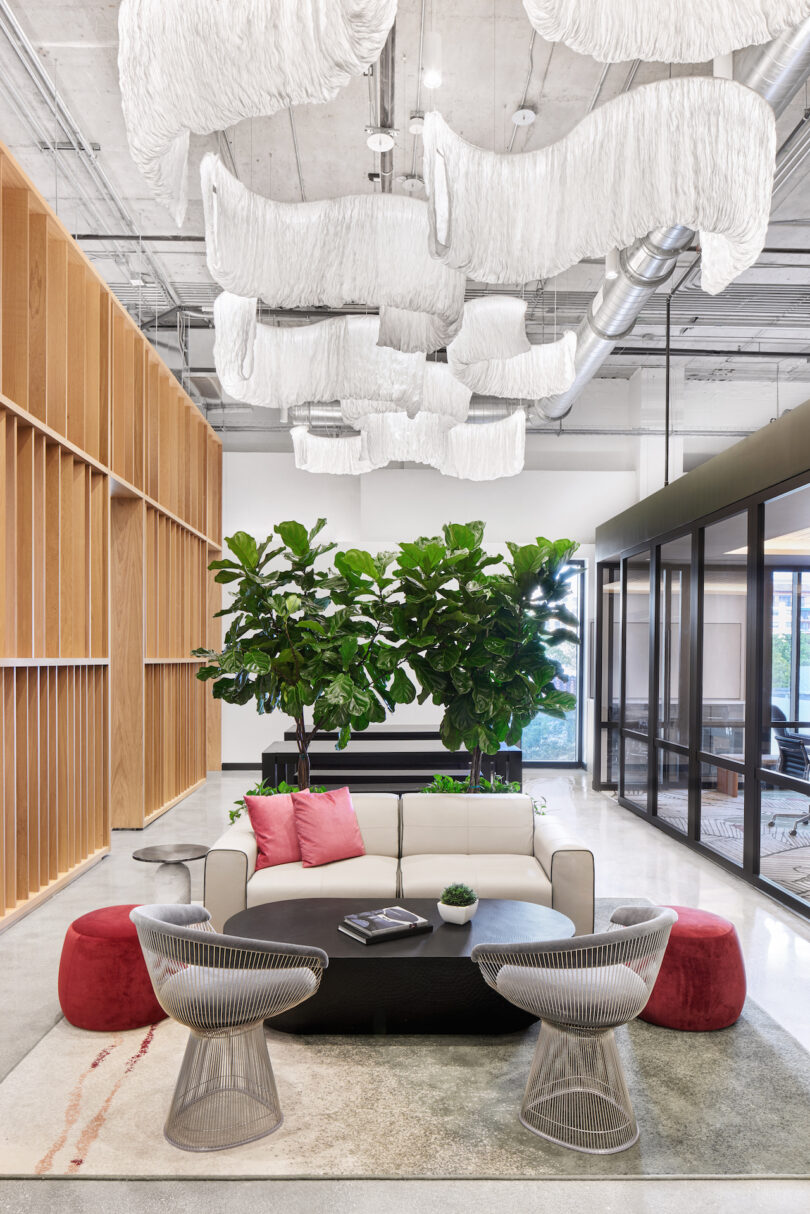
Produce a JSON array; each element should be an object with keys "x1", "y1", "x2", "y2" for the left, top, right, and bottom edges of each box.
[
  {"x1": 656, "y1": 748, "x2": 689, "y2": 834},
  {"x1": 699, "y1": 761, "x2": 745, "y2": 867},
  {"x1": 759, "y1": 484, "x2": 810, "y2": 906},
  {"x1": 701, "y1": 514, "x2": 748, "y2": 758},
  {"x1": 658, "y1": 536, "x2": 692, "y2": 746},
  {"x1": 622, "y1": 737, "x2": 649, "y2": 809},
  {"x1": 624, "y1": 553, "x2": 651, "y2": 731},
  {"x1": 522, "y1": 565, "x2": 583, "y2": 764}
]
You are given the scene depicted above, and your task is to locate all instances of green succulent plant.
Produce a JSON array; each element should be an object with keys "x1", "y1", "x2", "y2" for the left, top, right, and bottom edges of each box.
[{"x1": 440, "y1": 882, "x2": 478, "y2": 907}]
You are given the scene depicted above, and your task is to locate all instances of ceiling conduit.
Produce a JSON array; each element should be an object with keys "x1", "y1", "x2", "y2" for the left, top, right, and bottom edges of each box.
[{"x1": 533, "y1": 16, "x2": 810, "y2": 421}]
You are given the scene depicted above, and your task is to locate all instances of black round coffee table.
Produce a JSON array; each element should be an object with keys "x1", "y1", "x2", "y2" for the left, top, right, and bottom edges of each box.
[{"x1": 225, "y1": 898, "x2": 574, "y2": 1034}]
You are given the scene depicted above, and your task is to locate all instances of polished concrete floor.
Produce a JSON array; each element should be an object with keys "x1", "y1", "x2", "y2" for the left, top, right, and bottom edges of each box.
[{"x1": 0, "y1": 770, "x2": 808, "y2": 1211}]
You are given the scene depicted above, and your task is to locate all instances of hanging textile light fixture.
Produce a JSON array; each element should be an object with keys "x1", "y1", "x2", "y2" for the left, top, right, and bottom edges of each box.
[
  {"x1": 422, "y1": 78, "x2": 775, "y2": 296},
  {"x1": 201, "y1": 155, "x2": 466, "y2": 353},
  {"x1": 214, "y1": 294, "x2": 425, "y2": 417},
  {"x1": 118, "y1": 0, "x2": 397, "y2": 224},
  {"x1": 290, "y1": 427, "x2": 377, "y2": 475},
  {"x1": 522, "y1": 0, "x2": 810, "y2": 65},
  {"x1": 447, "y1": 297, "x2": 576, "y2": 397},
  {"x1": 293, "y1": 410, "x2": 527, "y2": 479}
]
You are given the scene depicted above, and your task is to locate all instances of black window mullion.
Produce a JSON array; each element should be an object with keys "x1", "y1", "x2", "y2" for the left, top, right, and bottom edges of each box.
[
  {"x1": 689, "y1": 527, "x2": 703, "y2": 844},
  {"x1": 744, "y1": 503, "x2": 764, "y2": 878},
  {"x1": 791, "y1": 570, "x2": 801, "y2": 725},
  {"x1": 618, "y1": 557, "x2": 628, "y2": 799},
  {"x1": 649, "y1": 545, "x2": 660, "y2": 816}
]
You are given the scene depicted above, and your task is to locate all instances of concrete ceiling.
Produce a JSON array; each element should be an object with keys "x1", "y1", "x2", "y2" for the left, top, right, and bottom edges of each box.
[{"x1": 1, "y1": 0, "x2": 810, "y2": 449}]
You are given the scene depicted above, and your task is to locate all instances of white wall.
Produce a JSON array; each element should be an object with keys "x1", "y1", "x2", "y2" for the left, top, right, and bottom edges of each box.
[{"x1": 219, "y1": 453, "x2": 638, "y2": 765}]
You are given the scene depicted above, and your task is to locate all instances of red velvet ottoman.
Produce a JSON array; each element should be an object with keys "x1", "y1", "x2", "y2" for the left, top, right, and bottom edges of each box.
[
  {"x1": 639, "y1": 905, "x2": 746, "y2": 1031},
  {"x1": 58, "y1": 904, "x2": 167, "y2": 1032}
]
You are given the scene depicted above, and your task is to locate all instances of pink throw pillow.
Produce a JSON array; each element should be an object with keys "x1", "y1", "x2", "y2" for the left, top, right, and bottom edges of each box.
[
  {"x1": 244, "y1": 793, "x2": 302, "y2": 870},
  {"x1": 291, "y1": 787, "x2": 366, "y2": 868}
]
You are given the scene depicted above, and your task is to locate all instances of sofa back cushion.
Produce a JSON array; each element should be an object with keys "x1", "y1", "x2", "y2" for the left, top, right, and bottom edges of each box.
[
  {"x1": 244, "y1": 793, "x2": 301, "y2": 870},
  {"x1": 351, "y1": 793, "x2": 400, "y2": 858},
  {"x1": 400, "y1": 793, "x2": 534, "y2": 857},
  {"x1": 291, "y1": 787, "x2": 366, "y2": 867}
]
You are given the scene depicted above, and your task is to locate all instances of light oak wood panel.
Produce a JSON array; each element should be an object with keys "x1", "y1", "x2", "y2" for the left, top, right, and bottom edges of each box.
[
  {"x1": 0, "y1": 142, "x2": 220, "y2": 921},
  {"x1": 2, "y1": 186, "x2": 29, "y2": 410},
  {"x1": 28, "y1": 212, "x2": 47, "y2": 423},
  {"x1": 66, "y1": 258, "x2": 86, "y2": 451},
  {"x1": 109, "y1": 497, "x2": 144, "y2": 828},
  {"x1": 45, "y1": 237, "x2": 67, "y2": 435},
  {"x1": 33, "y1": 433, "x2": 46, "y2": 655},
  {"x1": 15, "y1": 424, "x2": 34, "y2": 658}
]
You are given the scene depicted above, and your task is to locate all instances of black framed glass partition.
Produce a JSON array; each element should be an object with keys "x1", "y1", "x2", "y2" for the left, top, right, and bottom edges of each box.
[{"x1": 593, "y1": 398, "x2": 810, "y2": 921}]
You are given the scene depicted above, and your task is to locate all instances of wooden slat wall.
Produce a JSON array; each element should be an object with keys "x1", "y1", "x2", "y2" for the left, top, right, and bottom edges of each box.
[{"x1": 0, "y1": 142, "x2": 223, "y2": 924}]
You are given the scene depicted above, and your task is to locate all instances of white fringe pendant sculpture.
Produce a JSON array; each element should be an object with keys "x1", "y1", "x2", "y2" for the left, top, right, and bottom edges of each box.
[
  {"x1": 290, "y1": 427, "x2": 378, "y2": 476},
  {"x1": 214, "y1": 294, "x2": 425, "y2": 417},
  {"x1": 420, "y1": 362, "x2": 472, "y2": 422},
  {"x1": 118, "y1": 0, "x2": 397, "y2": 225},
  {"x1": 202, "y1": 155, "x2": 466, "y2": 353},
  {"x1": 442, "y1": 410, "x2": 526, "y2": 481},
  {"x1": 522, "y1": 0, "x2": 810, "y2": 65},
  {"x1": 356, "y1": 412, "x2": 456, "y2": 468},
  {"x1": 447, "y1": 297, "x2": 577, "y2": 398},
  {"x1": 423, "y1": 78, "x2": 775, "y2": 296},
  {"x1": 294, "y1": 409, "x2": 526, "y2": 479}
]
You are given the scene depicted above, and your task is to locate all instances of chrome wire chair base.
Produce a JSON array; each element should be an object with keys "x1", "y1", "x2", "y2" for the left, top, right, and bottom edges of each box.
[
  {"x1": 520, "y1": 1022, "x2": 638, "y2": 1154},
  {"x1": 166, "y1": 1024, "x2": 283, "y2": 1152}
]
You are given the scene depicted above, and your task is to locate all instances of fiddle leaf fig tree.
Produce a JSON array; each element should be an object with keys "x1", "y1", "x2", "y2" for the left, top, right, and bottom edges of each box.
[
  {"x1": 193, "y1": 519, "x2": 398, "y2": 788},
  {"x1": 392, "y1": 521, "x2": 580, "y2": 789}
]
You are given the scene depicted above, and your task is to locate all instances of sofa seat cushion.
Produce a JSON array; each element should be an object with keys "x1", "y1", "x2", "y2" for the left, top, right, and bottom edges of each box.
[
  {"x1": 247, "y1": 854, "x2": 398, "y2": 905},
  {"x1": 399, "y1": 854, "x2": 552, "y2": 905}
]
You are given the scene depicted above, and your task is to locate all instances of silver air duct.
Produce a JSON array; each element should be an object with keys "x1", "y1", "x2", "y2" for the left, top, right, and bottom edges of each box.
[
  {"x1": 533, "y1": 17, "x2": 810, "y2": 421},
  {"x1": 288, "y1": 400, "x2": 520, "y2": 428}
]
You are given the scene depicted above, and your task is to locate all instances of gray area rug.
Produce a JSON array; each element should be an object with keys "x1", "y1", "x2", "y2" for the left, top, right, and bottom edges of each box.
[{"x1": 1, "y1": 899, "x2": 807, "y2": 1178}]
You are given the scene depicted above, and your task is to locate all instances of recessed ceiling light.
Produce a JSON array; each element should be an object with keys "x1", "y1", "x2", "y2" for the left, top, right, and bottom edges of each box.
[
  {"x1": 511, "y1": 107, "x2": 536, "y2": 126},
  {"x1": 129, "y1": 274, "x2": 146, "y2": 287}
]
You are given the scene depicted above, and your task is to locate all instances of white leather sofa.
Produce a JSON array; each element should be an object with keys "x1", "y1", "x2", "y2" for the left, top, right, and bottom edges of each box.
[{"x1": 204, "y1": 792, "x2": 594, "y2": 935}]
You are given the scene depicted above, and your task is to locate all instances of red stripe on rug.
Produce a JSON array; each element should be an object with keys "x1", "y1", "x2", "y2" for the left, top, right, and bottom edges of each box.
[
  {"x1": 34, "y1": 1037, "x2": 123, "y2": 1175},
  {"x1": 66, "y1": 1024, "x2": 158, "y2": 1174}
]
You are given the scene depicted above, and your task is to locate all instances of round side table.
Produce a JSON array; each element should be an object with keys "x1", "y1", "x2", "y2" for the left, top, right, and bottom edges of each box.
[{"x1": 132, "y1": 843, "x2": 209, "y2": 903}]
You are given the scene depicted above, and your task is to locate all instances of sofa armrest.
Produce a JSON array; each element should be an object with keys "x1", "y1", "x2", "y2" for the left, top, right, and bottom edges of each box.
[
  {"x1": 533, "y1": 815, "x2": 595, "y2": 936},
  {"x1": 203, "y1": 818, "x2": 259, "y2": 932}
]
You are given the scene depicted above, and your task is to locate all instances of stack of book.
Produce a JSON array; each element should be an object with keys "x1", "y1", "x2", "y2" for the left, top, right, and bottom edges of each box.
[{"x1": 338, "y1": 906, "x2": 433, "y2": 945}]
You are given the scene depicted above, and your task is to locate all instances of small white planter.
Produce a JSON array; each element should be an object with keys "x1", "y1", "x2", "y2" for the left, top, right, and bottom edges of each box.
[{"x1": 437, "y1": 899, "x2": 479, "y2": 924}]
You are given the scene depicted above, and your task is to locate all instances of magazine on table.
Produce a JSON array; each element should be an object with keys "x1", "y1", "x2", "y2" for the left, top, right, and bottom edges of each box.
[{"x1": 337, "y1": 905, "x2": 433, "y2": 945}]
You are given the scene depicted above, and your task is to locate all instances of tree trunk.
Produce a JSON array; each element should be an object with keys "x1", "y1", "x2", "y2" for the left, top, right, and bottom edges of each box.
[
  {"x1": 295, "y1": 714, "x2": 310, "y2": 789},
  {"x1": 469, "y1": 746, "x2": 483, "y2": 792},
  {"x1": 297, "y1": 749, "x2": 310, "y2": 790}
]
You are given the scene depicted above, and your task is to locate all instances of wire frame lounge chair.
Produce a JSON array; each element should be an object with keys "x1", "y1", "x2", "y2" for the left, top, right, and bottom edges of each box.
[
  {"x1": 471, "y1": 905, "x2": 677, "y2": 1154},
  {"x1": 130, "y1": 904, "x2": 328, "y2": 1152}
]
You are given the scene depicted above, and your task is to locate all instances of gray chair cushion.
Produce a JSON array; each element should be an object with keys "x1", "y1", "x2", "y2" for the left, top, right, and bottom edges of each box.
[
  {"x1": 160, "y1": 964, "x2": 318, "y2": 1030},
  {"x1": 496, "y1": 962, "x2": 649, "y2": 1027}
]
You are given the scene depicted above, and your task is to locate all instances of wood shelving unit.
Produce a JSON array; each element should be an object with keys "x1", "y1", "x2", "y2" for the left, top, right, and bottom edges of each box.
[{"x1": 0, "y1": 142, "x2": 222, "y2": 927}]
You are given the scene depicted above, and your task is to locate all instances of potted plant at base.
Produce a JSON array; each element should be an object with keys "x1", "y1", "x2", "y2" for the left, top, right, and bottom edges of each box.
[{"x1": 438, "y1": 883, "x2": 479, "y2": 924}]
